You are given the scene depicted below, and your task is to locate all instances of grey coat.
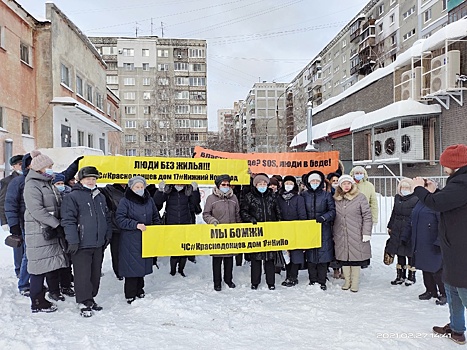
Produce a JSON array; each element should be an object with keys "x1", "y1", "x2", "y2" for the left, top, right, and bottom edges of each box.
[
  {"x1": 333, "y1": 185, "x2": 372, "y2": 262},
  {"x1": 24, "y1": 171, "x2": 67, "y2": 275}
]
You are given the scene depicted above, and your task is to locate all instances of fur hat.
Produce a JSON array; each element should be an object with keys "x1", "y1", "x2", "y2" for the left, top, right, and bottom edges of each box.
[
  {"x1": 29, "y1": 150, "x2": 53, "y2": 171},
  {"x1": 52, "y1": 173, "x2": 65, "y2": 184},
  {"x1": 214, "y1": 174, "x2": 231, "y2": 188},
  {"x1": 9, "y1": 155, "x2": 23, "y2": 166},
  {"x1": 439, "y1": 144, "x2": 467, "y2": 169},
  {"x1": 128, "y1": 176, "x2": 147, "y2": 189},
  {"x1": 338, "y1": 174, "x2": 355, "y2": 187},
  {"x1": 253, "y1": 174, "x2": 270, "y2": 186},
  {"x1": 269, "y1": 177, "x2": 279, "y2": 187},
  {"x1": 77, "y1": 166, "x2": 99, "y2": 180}
]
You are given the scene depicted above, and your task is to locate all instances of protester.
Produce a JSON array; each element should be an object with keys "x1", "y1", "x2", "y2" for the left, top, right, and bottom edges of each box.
[
  {"x1": 333, "y1": 175, "x2": 372, "y2": 292},
  {"x1": 61, "y1": 166, "x2": 112, "y2": 317},
  {"x1": 154, "y1": 181, "x2": 200, "y2": 277},
  {"x1": 240, "y1": 174, "x2": 282, "y2": 290},
  {"x1": 203, "y1": 175, "x2": 241, "y2": 291},
  {"x1": 349, "y1": 166, "x2": 378, "y2": 225},
  {"x1": 413, "y1": 144, "x2": 467, "y2": 345},
  {"x1": 276, "y1": 175, "x2": 306, "y2": 287},
  {"x1": 385, "y1": 178, "x2": 419, "y2": 286},
  {"x1": 23, "y1": 151, "x2": 68, "y2": 313},
  {"x1": 269, "y1": 177, "x2": 280, "y2": 194},
  {"x1": 325, "y1": 172, "x2": 340, "y2": 195},
  {"x1": 116, "y1": 176, "x2": 160, "y2": 304}
]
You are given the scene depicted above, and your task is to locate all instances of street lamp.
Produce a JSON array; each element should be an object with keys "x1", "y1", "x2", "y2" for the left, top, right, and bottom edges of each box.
[
  {"x1": 265, "y1": 116, "x2": 276, "y2": 153},
  {"x1": 305, "y1": 101, "x2": 317, "y2": 152}
]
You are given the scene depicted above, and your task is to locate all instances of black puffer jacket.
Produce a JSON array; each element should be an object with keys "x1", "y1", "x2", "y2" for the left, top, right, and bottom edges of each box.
[
  {"x1": 100, "y1": 184, "x2": 126, "y2": 233},
  {"x1": 153, "y1": 184, "x2": 201, "y2": 224},
  {"x1": 240, "y1": 186, "x2": 282, "y2": 261}
]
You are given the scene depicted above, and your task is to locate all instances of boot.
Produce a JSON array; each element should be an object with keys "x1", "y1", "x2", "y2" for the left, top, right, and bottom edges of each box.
[
  {"x1": 169, "y1": 257, "x2": 177, "y2": 276},
  {"x1": 418, "y1": 291, "x2": 434, "y2": 300},
  {"x1": 405, "y1": 266, "x2": 416, "y2": 286},
  {"x1": 435, "y1": 295, "x2": 447, "y2": 306},
  {"x1": 341, "y1": 266, "x2": 351, "y2": 290},
  {"x1": 390, "y1": 264, "x2": 405, "y2": 285},
  {"x1": 433, "y1": 324, "x2": 466, "y2": 345},
  {"x1": 350, "y1": 266, "x2": 360, "y2": 292},
  {"x1": 31, "y1": 291, "x2": 58, "y2": 313}
]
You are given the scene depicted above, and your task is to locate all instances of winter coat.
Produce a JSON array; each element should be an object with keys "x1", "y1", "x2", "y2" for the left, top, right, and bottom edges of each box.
[
  {"x1": 240, "y1": 186, "x2": 282, "y2": 261},
  {"x1": 116, "y1": 188, "x2": 161, "y2": 278},
  {"x1": 414, "y1": 165, "x2": 467, "y2": 288},
  {"x1": 333, "y1": 184, "x2": 373, "y2": 263},
  {"x1": 154, "y1": 185, "x2": 201, "y2": 225},
  {"x1": 349, "y1": 167, "x2": 378, "y2": 223},
  {"x1": 404, "y1": 201, "x2": 442, "y2": 273},
  {"x1": 100, "y1": 184, "x2": 126, "y2": 233},
  {"x1": 0, "y1": 170, "x2": 20, "y2": 224},
  {"x1": 203, "y1": 187, "x2": 242, "y2": 258},
  {"x1": 301, "y1": 171, "x2": 336, "y2": 264},
  {"x1": 23, "y1": 170, "x2": 67, "y2": 275},
  {"x1": 61, "y1": 183, "x2": 112, "y2": 249},
  {"x1": 386, "y1": 193, "x2": 419, "y2": 257}
]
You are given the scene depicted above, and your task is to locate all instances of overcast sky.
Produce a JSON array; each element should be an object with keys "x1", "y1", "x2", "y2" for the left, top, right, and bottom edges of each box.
[{"x1": 18, "y1": 0, "x2": 369, "y2": 131}]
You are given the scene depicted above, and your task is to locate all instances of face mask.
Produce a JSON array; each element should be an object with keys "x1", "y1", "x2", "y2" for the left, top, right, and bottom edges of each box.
[
  {"x1": 82, "y1": 184, "x2": 96, "y2": 190},
  {"x1": 331, "y1": 183, "x2": 339, "y2": 189},
  {"x1": 257, "y1": 186, "x2": 267, "y2": 193},
  {"x1": 45, "y1": 168, "x2": 54, "y2": 176},
  {"x1": 220, "y1": 187, "x2": 230, "y2": 194},
  {"x1": 134, "y1": 189, "x2": 144, "y2": 196},
  {"x1": 400, "y1": 190, "x2": 412, "y2": 196},
  {"x1": 175, "y1": 185, "x2": 184, "y2": 192},
  {"x1": 284, "y1": 185, "x2": 294, "y2": 192},
  {"x1": 354, "y1": 174, "x2": 364, "y2": 181},
  {"x1": 310, "y1": 183, "x2": 320, "y2": 190},
  {"x1": 56, "y1": 185, "x2": 65, "y2": 192}
]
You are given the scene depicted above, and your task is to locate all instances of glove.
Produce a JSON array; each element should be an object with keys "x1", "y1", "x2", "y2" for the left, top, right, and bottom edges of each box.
[
  {"x1": 362, "y1": 235, "x2": 371, "y2": 243},
  {"x1": 10, "y1": 225, "x2": 22, "y2": 237},
  {"x1": 191, "y1": 181, "x2": 198, "y2": 191},
  {"x1": 316, "y1": 216, "x2": 326, "y2": 223},
  {"x1": 212, "y1": 219, "x2": 219, "y2": 226},
  {"x1": 158, "y1": 181, "x2": 166, "y2": 192},
  {"x1": 67, "y1": 243, "x2": 79, "y2": 255},
  {"x1": 2, "y1": 224, "x2": 10, "y2": 232},
  {"x1": 251, "y1": 218, "x2": 257, "y2": 225},
  {"x1": 74, "y1": 156, "x2": 84, "y2": 164}
]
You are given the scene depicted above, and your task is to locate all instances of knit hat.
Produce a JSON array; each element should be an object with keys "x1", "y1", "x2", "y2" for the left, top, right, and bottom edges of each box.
[
  {"x1": 269, "y1": 177, "x2": 279, "y2": 187},
  {"x1": 29, "y1": 150, "x2": 53, "y2": 171},
  {"x1": 439, "y1": 144, "x2": 467, "y2": 169},
  {"x1": 338, "y1": 174, "x2": 355, "y2": 187},
  {"x1": 253, "y1": 174, "x2": 270, "y2": 186},
  {"x1": 9, "y1": 155, "x2": 23, "y2": 166},
  {"x1": 215, "y1": 174, "x2": 231, "y2": 188},
  {"x1": 52, "y1": 173, "x2": 65, "y2": 184},
  {"x1": 308, "y1": 173, "x2": 322, "y2": 183},
  {"x1": 399, "y1": 177, "x2": 413, "y2": 189},
  {"x1": 128, "y1": 176, "x2": 147, "y2": 189},
  {"x1": 351, "y1": 166, "x2": 365, "y2": 174}
]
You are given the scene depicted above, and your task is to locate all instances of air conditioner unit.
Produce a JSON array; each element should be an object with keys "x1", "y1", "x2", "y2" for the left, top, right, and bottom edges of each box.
[
  {"x1": 118, "y1": 49, "x2": 123, "y2": 54},
  {"x1": 177, "y1": 54, "x2": 182, "y2": 59},
  {"x1": 373, "y1": 125, "x2": 424, "y2": 161},
  {"x1": 400, "y1": 67, "x2": 422, "y2": 100},
  {"x1": 430, "y1": 50, "x2": 460, "y2": 93}
]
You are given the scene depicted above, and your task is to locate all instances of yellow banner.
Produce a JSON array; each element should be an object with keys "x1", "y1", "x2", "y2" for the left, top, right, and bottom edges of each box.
[
  {"x1": 142, "y1": 220, "x2": 322, "y2": 257},
  {"x1": 79, "y1": 155, "x2": 250, "y2": 185}
]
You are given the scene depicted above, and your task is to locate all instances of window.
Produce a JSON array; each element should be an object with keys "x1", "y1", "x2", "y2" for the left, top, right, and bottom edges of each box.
[
  {"x1": 107, "y1": 62, "x2": 117, "y2": 70},
  {"x1": 0, "y1": 26, "x2": 4, "y2": 49},
  {"x1": 123, "y1": 63, "x2": 134, "y2": 71},
  {"x1": 175, "y1": 77, "x2": 189, "y2": 86},
  {"x1": 424, "y1": 9, "x2": 432, "y2": 23},
  {"x1": 124, "y1": 106, "x2": 136, "y2": 114},
  {"x1": 403, "y1": 6, "x2": 415, "y2": 19},
  {"x1": 176, "y1": 91, "x2": 189, "y2": 99},
  {"x1": 176, "y1": 105, "x2": 189, "y2": 114},
  {"x1": 174, "y1": 62, "x2": 188, "y2": 71},
  {"x1": 158, "y1": 78, "x2": 169, "y2": 86},
  {"x1": 86, "y1": 84, "x2": 93, "y2": 103},
  {"x1": 190, "y1": 119, "x2": 207, "y2": 128},
  {"x1": 391, "y1": 34, "x2": 396, "y2": 46},
  {"x1": 191, "y1": 105, "x2": 206, "y2": 114},
  {"x1": 378, "y1": 23, "x2": 383, "y2": 33},
  {"x1": 142, "y1": 49, "x2": 149, "y2": 56},
  {"x1": 60, "y1": 63, "x2": 70, "y2": 87},
  {"x1": 88, "y1": 133, "x2": 94, "y2": 148},
  {"x1": 122, "y1": 48, "x2": 134, "y2": 56},
  {"x1": 159, "y1": 121, "x2": 170, "y2": 128},
  {"x1": 190, "y1": 133, "x2": 199, "y2": 141},
  {"x1": 124, "y1": 78, "x2": 135, "y2": 86},
  {"x1": 158, "y1": 63, "x2": 169, "y2": 71},
  {"x1": 342, "y1": 39, "x2": 346, "y2": 48},
  {"x1": 157, "y1": 49, "x2": 169, "y2": 57},
  {"x1": 77, "y1": 130, "x2": 85, "y2": 146},
  {"x1": 126, "y1": 149, "x2": 137, "y2": 156},
  {"x1": 144, "y1": 149, "x2": 152, "y2": 156},
  {"x1": 143, "y1": 92, "x2": 151, "y2": 100},
  {"x1": 159, "y1": 134, "x2": 166, "y2": 141},
  {"x1": 96, "y1": 92, "x2": 103, "y2": 110},
  {"x1": 403, "y1": 28, "x2": 416, "y2": 41},
  {"x1": 125, "y1": 135, "x2": 136, "y2": 143},
  {"x1": 76, "y1": 75, "x2": 83, "y2": 96},
  {"x1": 189, "y1": 49, "x2": 205, "y2": 58},
  {"x1": 143, "y1": 106, "x2": 151, "y2": 115},
  {"x1": 191, "y1": 63, "x2": 205, "y2": 72},
  {"x1": 159, "y1": 149, "x2": 167, "y2": 156},
  {"x1": 123, "y1": 92, "x2": 136, "y2": 100},
  {"x1": 378, "y1": 4, "x2": 384, "y2": 15},
  {"x1": 176, "y1": 119, "x2": 190, "y2": 128},
  {"x1": 142, "y1": 77, "x2": 151, "y2": 86},
  {"x1": 125, "y1": 120, "x2": 137, "y2": 128},
  {"x1": 189, "y1": 77, "x2": 205, "y2": 86},
  {"x1": 390, "y1": 14, "x2": 395, "y2": 24},
  {"x1": 342, "y1": 54, "x2": 347, "y2": 63},
  {"x1": 107, "y1": 103, "x2": 111, "y2": 116},
  {"x1": 0, "y1": 106, "x2": 3, "y2": 128},
  {"x1": 190, "y1": 91, "x2": 206, "y2": 100},
  {"x1": 142, "y1": 63, "x2": 149, "y2": 71},
  {"x1": 175, "y1": 134, "x2": 189, "y2": 142},
  {"x1": 144, "y1": 120, "x2": 151, "y2": 128},
  {"x1": 442, "y1": 0, "x2": 447, "y2": 11},
  {"x1": 106, "y1": 75, "x2": 118, "y2": 84},
  {"x1": 102, "y1": 46, "x2": 117, "y2": 55},
  {"x1": 20, "y1": 43, "x2": 29, "y2": 64}
]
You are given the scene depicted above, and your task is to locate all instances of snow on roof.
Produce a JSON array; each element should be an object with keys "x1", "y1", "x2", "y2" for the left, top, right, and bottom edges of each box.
[
  {"x1": 350, "y1": 100, "x2": 441, "y2": 132},
  {"x1": 289, "y1": 111, "x2": 365, "y2": 147}
]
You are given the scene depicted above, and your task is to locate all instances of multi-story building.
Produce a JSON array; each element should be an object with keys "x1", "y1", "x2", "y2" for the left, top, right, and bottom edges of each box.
[{"x1": 90, "y1": 36, "x2": 208, "y2": 157}]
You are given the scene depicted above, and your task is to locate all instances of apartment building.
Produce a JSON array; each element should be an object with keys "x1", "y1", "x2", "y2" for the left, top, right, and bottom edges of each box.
[{"x1": 90, "y1": 36, "x2": 208, "y2": 157}]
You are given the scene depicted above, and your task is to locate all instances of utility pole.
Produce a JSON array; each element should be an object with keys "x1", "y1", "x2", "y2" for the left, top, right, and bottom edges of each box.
[
  {"x1": 151, "y1": 18, "x2": 154, "y2": 36},
  {"x1": 161, "y1": 22, "x2": 164, "y2": 38}
]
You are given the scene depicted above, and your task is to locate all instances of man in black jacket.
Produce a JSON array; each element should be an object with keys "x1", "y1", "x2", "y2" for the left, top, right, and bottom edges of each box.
[{"x1": 413, "y1": 144, "x2": 467, "y2": 345}]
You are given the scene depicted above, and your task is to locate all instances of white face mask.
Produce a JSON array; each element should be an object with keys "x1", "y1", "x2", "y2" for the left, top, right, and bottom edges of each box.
[
  {"x1": 331, "y1": 183, "x2": 339, "y2": 189},
  {"x1": 82, "y1": 184, "x2": 96, "y2": 190},
  {"x1": 174, "y1": 185, "x2": 184, "y2": 192},
  {"x1": 284, "y1": 184, "x2": 294, "y2": 192}
]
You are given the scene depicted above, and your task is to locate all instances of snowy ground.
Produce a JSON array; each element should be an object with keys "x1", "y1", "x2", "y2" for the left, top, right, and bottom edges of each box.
[{"x1": 0, "y1": 234, "x2": 459, "y2": 350}]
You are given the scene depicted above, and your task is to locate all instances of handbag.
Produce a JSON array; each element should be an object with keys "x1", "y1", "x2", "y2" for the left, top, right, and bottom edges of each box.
[
  {"x1": 383, "y1": 251, "x2": 394, "y2": 265},
  {"x1": 5, "y1": 234, "x2": 23, "y2": 248}
]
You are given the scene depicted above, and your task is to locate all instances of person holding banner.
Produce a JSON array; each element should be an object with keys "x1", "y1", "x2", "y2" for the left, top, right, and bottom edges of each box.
[
  {"x1": 333, "y1": 175, "x2": 372, "y2": 293},
  {"x1": 277, "y1": 175, "x2": 306, "y2": 287},
  {"x1": 116, "y1": 176, "x2": 161, "y2": 304},
  {"x1": 240, "y1": 174, "x2": 282, "y2": 290},
  {"x1": 203, "y1": 175, "x2": 242, "y2": 291},
  {"x1": 154, "y1": 181, "x2": 201, "y2": 277},
  {"x1": 302, "y1": 171, "x2": 336, "y2": 291}
]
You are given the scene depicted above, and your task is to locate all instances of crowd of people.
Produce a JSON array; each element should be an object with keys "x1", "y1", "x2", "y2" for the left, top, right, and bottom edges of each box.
[{"x1": 0, "y1": 147, "x2": 465, "y2": 345}]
